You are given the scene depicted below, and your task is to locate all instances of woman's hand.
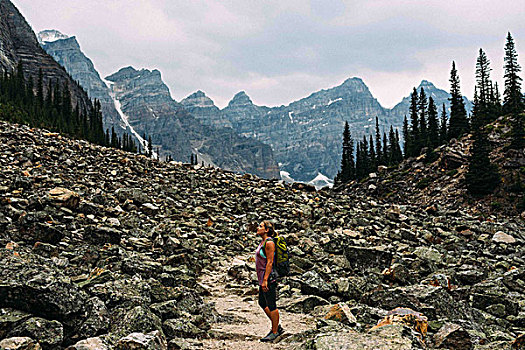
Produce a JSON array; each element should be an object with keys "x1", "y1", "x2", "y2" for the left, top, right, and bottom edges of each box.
[{"x1": 262, "y1": 279, "x2": 269, "y2": 292}]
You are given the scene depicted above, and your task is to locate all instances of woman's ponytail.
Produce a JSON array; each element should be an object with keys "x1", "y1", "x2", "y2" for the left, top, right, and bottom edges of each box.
[{"x1": 263, "y1": 220, "x2": 277, "y2": 237}]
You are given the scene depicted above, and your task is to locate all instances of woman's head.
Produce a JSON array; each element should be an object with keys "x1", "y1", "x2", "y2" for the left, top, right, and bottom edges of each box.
[{"x1": 257, "y1": 220, "x2": 276, "y2": 238}]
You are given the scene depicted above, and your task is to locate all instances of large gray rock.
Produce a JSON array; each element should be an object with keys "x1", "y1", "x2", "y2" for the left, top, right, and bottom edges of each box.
[
  {"x1": 301, "y1": 325, "x2": 424, "y2": 349},
  {"x1": 7, "y1": 317, "x2": 63, "y2": 350},
  {"x1": 0, "y1": 337, "x2": 41, "y2": 350},
  {"x1": 116, "y1": 331, "x2": 167, "y2": 350},
  {"x1": 433, "y1": 323, "x2": 473, "y2": 349},
  {"x1": 0, "y1": 251, "x2": 87, "y2": 323}
]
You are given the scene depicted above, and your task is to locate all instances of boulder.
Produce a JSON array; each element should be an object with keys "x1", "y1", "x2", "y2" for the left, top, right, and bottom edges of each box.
[
  {"x1": 65, "y1": 337, "x2": 110, "y2": 350},
  {"x1": 283, "y1": 295, "x2": 329, "y2": 314},
  {"x1": 301, "y1": 325, "x2": 424, "y2": 350},
  {"x1": 162, "y1": 318, "x2": 203, "y2": 339},
  {"x1": 492, "y1": 231, "x2": 516, "y2": 244},
  {"x1": 76, "y1": 297, "x2": 110, "y2": 339},
  {"x1": 7, "y1": 317, "x2": 63, "y2": 350},
  {"x1": 344, "y1": 246, "x2": 393, "y2": 274},
  {"x1": 440, "y1": 152, "x2": 465, "y2": 170},
  {"x1": 47, "y1": 187, "x2": 80, "y2": 209},
  {"x1": 511, "y1": 333, "x2": 525, "y2": 349},
  {"x1": 83, "y1": 226, "x2": 122, "y2": 245},
  {"x1": 111, "y1": 306, "x2": 163, "y2": 338},
  {"x1": 116, "y1": 331, "x2": 167, "y2": 350},
  {"x1": 371, "y1": 308, "x2": 428, "y2": 338},
  {"x1": 0, "y1": 337, "x2": 41, "y2": 350},
  {"x1": 433, "y1": 323, "x2": 472, "y2": 349},
  {"x1": 300, "y1": 271, "x2": 335, "y2": 298},
  {"x1": 115, "y1": 188, "x2": 149, "y2": 205},
  {"x1": 0, "y1": 308, "x2": 32, "y2": 338},
  {"x1": 324, "y1": 303, "x2": 357, "y2": 325},
  {"x1": 0, "y1": 251, "x2": 88, "y2": 323}
]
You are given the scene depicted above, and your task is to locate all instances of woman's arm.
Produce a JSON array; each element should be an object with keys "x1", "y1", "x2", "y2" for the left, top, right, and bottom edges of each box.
[{"x1": 262, "y1": 240, "x2": 276, "y2": 292}]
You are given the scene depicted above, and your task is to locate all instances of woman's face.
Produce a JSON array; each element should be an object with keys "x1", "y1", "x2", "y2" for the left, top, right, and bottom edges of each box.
[{"x1": 257, "y1": 222, "x2": 268, "y2": 237}]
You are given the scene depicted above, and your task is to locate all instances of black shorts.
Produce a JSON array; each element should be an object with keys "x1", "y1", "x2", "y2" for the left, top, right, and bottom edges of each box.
[{"x1": 258, "y1": 282, "x2": 278, "y2": 311}]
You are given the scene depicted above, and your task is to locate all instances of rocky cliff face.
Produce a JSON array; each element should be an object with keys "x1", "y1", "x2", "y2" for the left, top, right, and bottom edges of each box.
[
  {"x1": 0, "y1": 0, "x2": 91, "y2": 111},
  {"x1": 38, "y1": 30, "x2": 126, "y2": 135},
  {"x1": 0, "y1": 120, "x2": 522, "y2": 349},
  {"x1": 106, "y1": 67, "x2": 280, "y2": 179},
  {"x1": 180, "y1": 90, "x2": 231, "y2": 129}
]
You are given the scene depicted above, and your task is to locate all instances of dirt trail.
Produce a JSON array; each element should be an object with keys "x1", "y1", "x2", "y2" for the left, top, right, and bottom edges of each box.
[{"x1": 199, "y1": 254, "x2": 316, "y2": 350}]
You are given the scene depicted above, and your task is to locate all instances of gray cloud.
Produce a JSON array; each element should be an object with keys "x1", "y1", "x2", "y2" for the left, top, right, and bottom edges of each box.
[{"x1": 11, "y1": 0, "x2": 525, "y2": 108}]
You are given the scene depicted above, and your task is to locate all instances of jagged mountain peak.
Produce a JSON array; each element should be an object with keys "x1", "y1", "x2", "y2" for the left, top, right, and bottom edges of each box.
[
  {"x1": 418, "y1": 79, "x2": 436, "y2": 89},
  {"x1": 37, "y1": 29, "x2": 69, "y2": 43},
  {"x1": 228, "y1": 91, "x2": 253, "y2": 107},
  {"x1": 329, "y1": 76, "x2": 373, "y2": 97},
  {"x1": 180, "y1": 90, "x2": 216, "y2": 108},
  {"x1": 105, "y1": 66, "x2": 162, "y2": 83}
]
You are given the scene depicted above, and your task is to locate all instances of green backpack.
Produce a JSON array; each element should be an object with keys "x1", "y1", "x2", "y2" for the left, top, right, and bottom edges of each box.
[{"x1": 265, "y1": 235, "x2": 290, "y2": 277}]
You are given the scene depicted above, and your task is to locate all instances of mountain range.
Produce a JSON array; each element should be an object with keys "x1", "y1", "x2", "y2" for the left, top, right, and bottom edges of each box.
[
  {"x1": 37, "y1": 28, "x2": 472, "y2": 183},
  {"x1": 38, "y1": 30, "x2": 280, "y2": 180},
  {"x1": 182, "y1": 78, "x2": 472, "y2": 182}
]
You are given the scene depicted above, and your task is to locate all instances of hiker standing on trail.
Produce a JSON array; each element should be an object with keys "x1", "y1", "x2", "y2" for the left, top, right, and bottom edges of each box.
[{"x1": 255, "y1": 220, "x2": 284, "y2": 342}]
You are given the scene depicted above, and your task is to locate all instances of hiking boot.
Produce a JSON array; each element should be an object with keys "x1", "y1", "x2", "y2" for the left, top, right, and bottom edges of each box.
[
  {"x1": 264, "y1": 325, "x2": 284, "y2": 337},
  {"x1": 260, "y1": 331, "x2": 279, "y2": 343}
]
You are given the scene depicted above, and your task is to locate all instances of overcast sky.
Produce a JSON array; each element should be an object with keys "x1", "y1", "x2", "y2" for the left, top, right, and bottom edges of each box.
[{"x1": 12, "y1": 0, "x2": 525, "y2": 108}]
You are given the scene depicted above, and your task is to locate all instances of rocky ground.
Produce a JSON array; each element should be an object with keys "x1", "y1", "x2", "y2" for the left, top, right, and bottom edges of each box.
[{"x1": 0, "y1": 120, "x2": 524, "y2": 349}]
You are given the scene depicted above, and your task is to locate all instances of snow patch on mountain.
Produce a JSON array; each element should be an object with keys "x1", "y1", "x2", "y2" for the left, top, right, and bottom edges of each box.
[
  {"x1": 37, "y1": 30, "x2": 69, "y2": 43},
  {"x1": 104, "y1": 78, "x2": 158, "y2": 159}
]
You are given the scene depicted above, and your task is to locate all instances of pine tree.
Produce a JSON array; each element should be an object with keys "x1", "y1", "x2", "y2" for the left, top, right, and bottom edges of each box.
[
  {"x1": 382, "y1": 131, "x2": 388, "y2": 165},
  {"x1": 409, "y1": 88, "x2": 419, "y2": 156},
  {"x1": 402, "y1": 115, "x2": 410, "y2": 158},
  {"x1": 475, "y1": 48, "x2": 494, "y2": 126},
  {"x1": 147, "y1": 135, "x2": 153, "y2": 158},
  {"x1": 466, "y1": 124, "x2": 500, "y2": 195},
  {"x1": 448, "y1": 61, "x2": 469, "y2": 140},
  {"x1": 427, "y1": 97, "x2": 439, "y2": 149},
  {"x1": 375, "y1": 117, "x2": 382, "y2": 165},
  {"x1": 503, "y1": 32, "x2": 524, "y2": 115},
  {"x1": 476, "y1": 48, "x2": 492, "y2": 104},
  {"x1": 467, "y1": 82, "x2": 501, "y2": 195},
  {"x1": 418, "y1": 87, "x2": 428, "y2": 148},
  {"x1": 335, "y1": 121, "x2": 355, "y2": 184},
  {"x1": 439, "y1": 104, "x2": 448, "y2": 144},
  {"x1": 394, "y1": 129, "x2": 403, "y2": 164}
]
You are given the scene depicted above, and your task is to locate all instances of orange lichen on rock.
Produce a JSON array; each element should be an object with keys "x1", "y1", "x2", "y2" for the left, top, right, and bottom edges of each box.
[{"x1": 371, "y1": 307, "x2": 428, "y2": 337}]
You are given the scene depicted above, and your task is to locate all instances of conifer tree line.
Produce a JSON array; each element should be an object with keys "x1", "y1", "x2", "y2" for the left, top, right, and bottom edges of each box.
[
  {"x1": 336, "y1": 32, "x2": 524, "y2": 196},
  {"x1": 334, "y1": 117, "x2": 403, "y2": 184},
  {"x1": 0, "y1": 63, "x2": 140, "y2": 154}
]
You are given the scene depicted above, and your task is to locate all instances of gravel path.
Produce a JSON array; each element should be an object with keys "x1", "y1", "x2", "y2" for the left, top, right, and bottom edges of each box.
[{"x1": 199, "y1": 254, "x2": 316, "y2": 350}]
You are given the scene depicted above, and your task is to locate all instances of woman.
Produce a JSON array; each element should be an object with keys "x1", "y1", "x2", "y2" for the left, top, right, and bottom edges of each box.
[{"x1": 255, "y1": 220, "x2": 284, "y2": 342}]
